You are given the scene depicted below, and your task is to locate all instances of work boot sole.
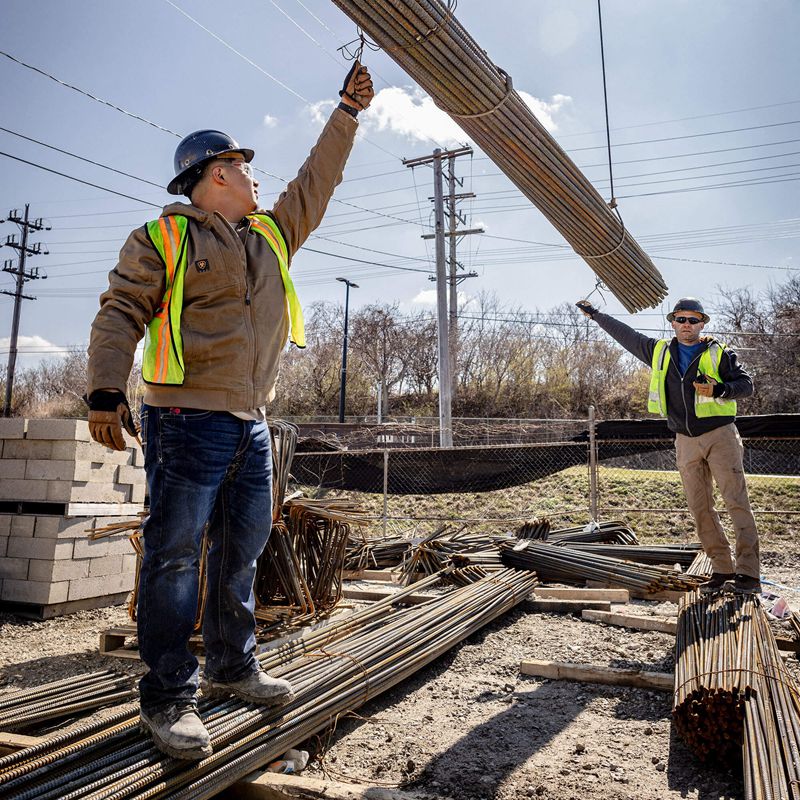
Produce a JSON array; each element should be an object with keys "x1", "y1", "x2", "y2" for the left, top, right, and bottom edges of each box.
[
  {"x1": 202, "y1": 680, "x2": 294, "y2": 707},
  {"x1": 140, "y1": 719, "x2": 212, "y2": 761}
]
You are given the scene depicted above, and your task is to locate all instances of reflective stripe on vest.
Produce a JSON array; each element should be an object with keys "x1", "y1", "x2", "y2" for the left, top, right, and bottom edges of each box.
[
  {"x1": 247, "y1": 214, "x2": 305, "y2": 348},
  {"x1": 141, "y1": 213, "x2": 303, "y2": 386},
  {"x1": 142, "y1": 216, "x2": 189, "y2": 384},
  {"x1": 647, "y1": 339, "x2": 737, "y2": 418}
]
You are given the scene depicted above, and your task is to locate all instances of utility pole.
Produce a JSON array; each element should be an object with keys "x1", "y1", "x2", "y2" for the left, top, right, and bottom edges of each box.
[
  {"x1": 404, "y1": 146, "x2": 480, "y2": 447},
  {"x1": 336, "y1": 277, "x2": 358, "y2": 424},
  {"x1": 2, "y1": 205, "x2": 49, "y2": 417}
]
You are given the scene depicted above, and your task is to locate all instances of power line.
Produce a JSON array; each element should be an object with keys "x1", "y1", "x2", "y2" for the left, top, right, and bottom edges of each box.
[{"x1": 0, "y1": 152, "x2": 161, "y2": 207}]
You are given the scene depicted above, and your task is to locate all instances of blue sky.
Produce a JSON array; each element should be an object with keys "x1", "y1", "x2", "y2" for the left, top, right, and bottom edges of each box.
[{"x1": 1, "y1": 1, "x2": 798, "y2": 366}]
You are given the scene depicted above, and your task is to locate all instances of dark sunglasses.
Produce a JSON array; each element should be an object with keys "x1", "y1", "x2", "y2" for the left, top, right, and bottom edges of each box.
[{"x1": 673, "y1": 316, "x2": 702, "y2": 325}]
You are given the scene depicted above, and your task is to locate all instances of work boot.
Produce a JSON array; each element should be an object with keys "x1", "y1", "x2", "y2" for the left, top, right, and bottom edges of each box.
[
  {"x1": 727, "y1": 574, "x2": 762, "y2": 595},
  {"x1": 140, "y1": 702, "x2": 212, "y2": 760},
  {"x1": 699, "y1": 572, "x2": 734, "y2": 595},
  {"x1": 203, "y1": 669, "x2": 295, "y2": 706}
]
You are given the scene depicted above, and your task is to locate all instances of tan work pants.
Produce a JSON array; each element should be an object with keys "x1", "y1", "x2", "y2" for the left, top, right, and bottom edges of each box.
[{"x1": 675, "y1": 422, "x2": 760, "y2": 579}]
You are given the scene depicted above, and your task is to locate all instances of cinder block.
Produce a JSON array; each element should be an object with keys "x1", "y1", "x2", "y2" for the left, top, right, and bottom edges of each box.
[
  {"x1": 26, "y1": 418, "x2": 92, "y2": 441},
  {"x1": 130, "y1": 484, "x2": 146, "y2": 504},
  {"x1": 0, "y1": 536, "x2": 8, "y2": 557},
  {"x1": 1, "y1": 440, "x2": 53, "y2": 460},
  {"x1": 0, "y1": 418, "x2": 26, "y2": 439},
  {"x1": 46, "y1": 481, "x2": 73, "y2": 503},
  {"x1": 73, "y1": 462, "x2": 118, "y2": 483},
  {"x1": 72, "y1": 537, "x2": 110, "y2": 559},
  {"x1": 115, "y1": 465, "x2": 146, "y2": 485},
  {"x1": 122, "y1": 553, "x2": 139, "y2": 573},
  {"x1": 1, "y1": 578, "x2": 69, "y2": 605},
  {"x1": 0, "y1": 479, "x2": 48, "y2": 502},
  {"x1": 28, "y1": 558, "x2": 90, "y2": 582},
  {"x1": 89, "y1": 555, "x2": 123, "y2": 577},
  {"x1": 132, "y1": 446, "x2": 145, "y2": 467},
  {"x1": 34, "y1": 515, "x2": 95, "y2": 539},
  {"x1": 11, "y1": 516, "x2": 36, "y2": 537},
  {"x1": 7, "y1": 537, "x2": 73, "y2": 560},
  {"x1": 52, "y1": 441, "x2": 135, "y2": 464},
  {"x1": 0, "y1": 516, "x2": 9, "y2": 536},
  {"x1": 67, "y1": 572, "x2": 133, "y2": 601},
  {"x1": 24, "y1": 460, "x2": 74, "y2": 481},
  {"x1": 68, "y1": 483, "x2": 130, "y2": 503},
  {"x1": 0, "y1": 557, "x2": 29, "y2": 580},
  {"x1": 0, "y1": 459, "x2": 26, "y2": 479}
]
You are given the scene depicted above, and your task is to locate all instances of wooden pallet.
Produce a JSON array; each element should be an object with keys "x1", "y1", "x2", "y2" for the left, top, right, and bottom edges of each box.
[{"x1": 99, "y1": 625, "x2": 205, "y2": 663}]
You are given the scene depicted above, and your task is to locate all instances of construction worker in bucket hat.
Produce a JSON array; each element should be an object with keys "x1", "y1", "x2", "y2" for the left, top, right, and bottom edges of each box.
[
  {"x1": 85, "y1": 62, "x2": 374, "y2": 760},
  {"x1": 577, "y1": 296, "x2": 761, "y2": 597}
]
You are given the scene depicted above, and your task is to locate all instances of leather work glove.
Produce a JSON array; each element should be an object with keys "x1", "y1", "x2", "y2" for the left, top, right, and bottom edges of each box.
[
  {"x1": 693, "y1": 374, "x2": 718, "y2": 398},
  {"x1": 576, "y1": 299, "x2": 599, "y2": 319},
  {"x1": 339, "y1": 60, "x2": 375, "y2": 111},
  {"x1": 85, "y1": 390, "x2": 138, "y2": 451}
]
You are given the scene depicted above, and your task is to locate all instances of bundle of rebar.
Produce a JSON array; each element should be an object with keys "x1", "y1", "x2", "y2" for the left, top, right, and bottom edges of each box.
[
  {"x1": 562, "y1": 542, "x2": 701, "y2": 568},
  {"x1": 344, "y1": 534, "x2": 412, "y2": 570},
  {"x1": 330, "y1": 0, "x2": 668, "y2": 312},
  {"x1": 270, "y1": 419, "x2": 299, "y2": 521},
  {"x1": 500, "y1": 539, "x2": 702, "y2": 594},
  {"x1": 548, "y1": 521, "x2": 639, "y2": 545},
  {"x1": 673, "y1": 592, "x2": 800, "y2": 797},
  {"x1": 0, "y1": 671, "x2": 137, "y2": 733},
  {"x1": 515, "y1": 517, "x2": 551, "y2": 540},
  {"x1": 0, "y1": 567, "x2": 537, "y2": 800},
  {"x1": 685, "y1": 550, "x2": 713, "y2": 578}
]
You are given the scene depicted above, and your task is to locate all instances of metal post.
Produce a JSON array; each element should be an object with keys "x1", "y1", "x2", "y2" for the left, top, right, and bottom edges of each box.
[
  {"x1": 447, "y1": 155, "x2": 458, "y2": 398},
  {"x1": 588, "y1": 405, "x2": 598, "y2": 521},
  {"x1": 433, "y1": 150, "x2": 453, "y2": 447},
  {"x1": 336, "y1": 277, "x2": 358, "y2": 424},
  {"x1": 376, "y1": 382, "x2": 382, "y2": 424},
  {"x1": 382, "y1": 449, "x2": 389, "y2": 536}
]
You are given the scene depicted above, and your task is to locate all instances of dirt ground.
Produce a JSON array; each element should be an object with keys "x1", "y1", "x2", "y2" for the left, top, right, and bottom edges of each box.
[{"x1": 1, "y1": 537, "x2": 799, "y2": 800}]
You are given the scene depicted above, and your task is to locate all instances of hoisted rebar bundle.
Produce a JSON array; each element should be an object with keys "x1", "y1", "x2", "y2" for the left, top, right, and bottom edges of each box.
[{"x1": 330, "y1": 0, "x2": 669, "y2": 312}]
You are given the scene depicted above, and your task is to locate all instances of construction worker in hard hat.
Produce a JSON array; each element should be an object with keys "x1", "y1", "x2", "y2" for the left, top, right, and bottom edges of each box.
[
  {"x1": 577, "y1": 297, "x2": 760, "y2": 596},
  {"x1": 85, "y1": 63, "x2": 374, "y2": 761}
]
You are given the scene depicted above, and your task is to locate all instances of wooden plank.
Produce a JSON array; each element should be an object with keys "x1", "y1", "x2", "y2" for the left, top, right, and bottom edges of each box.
[
  {"x1": 520, "y1": 659, "x2": 674, "y2": 691},
  {"x1": 525, "y1": 599, "x2": 612, "y2": 615},
  {"x1": 585, "y1": 580, "x2": 684, "y2": 603},
  {"x1": 342, "y1": 570, "x2": 399, "y2": 583},
  {"x1": 775, "y1": 636, "x2": 800, "y2": 653},
  {"x1": 0, "y1": 730, "x2": 45, "y2": 756},
  {"x1": 341, "y1": 588, "x2": 436, "y2": 605},
  {"x1": 99, "y1": 627, "x2": 205, "y2": 664},
  {"x1": 534, "y1": 587, "x2": 629, "y2": 603},
  {"x1": 582, "y1": 609, "x2": 678, "y2": 634},
  {"x1": 222, "y1": 770, "x2": 426, "y2": 800}
]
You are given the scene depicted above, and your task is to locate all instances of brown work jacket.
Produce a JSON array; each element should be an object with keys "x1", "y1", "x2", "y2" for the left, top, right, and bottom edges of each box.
[{"x1": 87, "y1": 108, "x2": 357, "y2": 410}]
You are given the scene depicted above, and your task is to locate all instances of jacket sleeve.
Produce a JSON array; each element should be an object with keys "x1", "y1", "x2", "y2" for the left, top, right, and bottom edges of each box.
[
  {"x1": 593, "y1": 311, "x2": 659, "y2": 366},
  {"x1": 715, "y1": 346, "x2": 754, "y2": 400},
  {"x1": 87, "y1": 226, "x2": 166, "y2": 394},
  {"x1": 270, "y1": 107, "x2": 358, "y2": 260}
]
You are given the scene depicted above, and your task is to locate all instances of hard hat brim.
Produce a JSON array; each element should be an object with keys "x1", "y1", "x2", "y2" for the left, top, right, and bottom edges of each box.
[
  {"x1": 667, "y1": 310, "x2": 710, "y2": 323},
  {"x1": 166, "y1": 148, "x2": 255, "y2": 196}
]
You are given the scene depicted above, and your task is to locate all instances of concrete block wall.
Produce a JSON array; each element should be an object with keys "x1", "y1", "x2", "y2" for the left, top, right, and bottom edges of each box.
[{"x1": 0, "y1": 418, "x2": 145, "y2": 613}]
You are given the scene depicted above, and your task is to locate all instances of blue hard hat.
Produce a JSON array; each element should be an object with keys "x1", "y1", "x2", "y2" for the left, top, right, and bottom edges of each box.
[{"x1": 167, "y1": 129, "x2": 254, "y2": 196}]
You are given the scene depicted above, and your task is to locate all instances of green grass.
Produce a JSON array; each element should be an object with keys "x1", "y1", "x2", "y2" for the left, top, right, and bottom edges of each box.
[{"x1": 309, "y1": 466, "x2": 800, "y2": 547}]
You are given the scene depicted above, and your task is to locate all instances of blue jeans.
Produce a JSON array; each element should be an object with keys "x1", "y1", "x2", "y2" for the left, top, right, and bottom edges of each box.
[{"x1": 138, "y1": 405, "x2": 272, "y2": 712}]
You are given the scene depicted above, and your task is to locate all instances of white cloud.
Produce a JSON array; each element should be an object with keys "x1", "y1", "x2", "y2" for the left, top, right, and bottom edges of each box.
[
  {"x1": 411, "y1": 289, "x2": 438, "y2": 305},
  {"x1": 0, "y1": 335, "x2": 67, "y2": 367},
  {"x1": 308, "y1": 100, "x2": 336, "y2": 127},
  {"x1": 262, "y1": 114, "x2": 278, "y2": 128},
  {"x1": 357, "y1": 86, "x2": 571, "y2": 143}
]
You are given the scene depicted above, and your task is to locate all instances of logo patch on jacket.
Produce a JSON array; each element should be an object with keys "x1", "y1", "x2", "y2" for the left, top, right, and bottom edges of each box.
[{"x1": 195, "y1": 259, "x2": 210, "y2": 273}]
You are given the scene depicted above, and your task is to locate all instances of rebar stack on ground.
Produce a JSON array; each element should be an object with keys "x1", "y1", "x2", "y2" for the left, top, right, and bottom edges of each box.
[
  {"x1": 686, "y1": 550, "x2": 714, "y2": 578},
  {"x1": 330, "y1": 0, "x2": 668, "y2": 312},
  {"x1": 0, "y1": 568, "x2": 538, "y2": 800},
  {"x1": 547, "y1": 521, "x2": 639, "y2": 545},
  {"x1": 343, "y1": 534, "x2": 412, "y2": 571},
  {"x1": 562, "y1": 542, "x2": 702, "y2": 568},
  {"x1": 0, "y1": 671, "x2": 137, "y2": 733},
  {"x1": 398, "y1": 527, "x2": 506, "y2": 584},
  {"x1": 673, "y1": 592, "x2": 800, "y2": 797},
  {"x1": 500, "y1": 539, "x2": 703, "y2": 594},
  {"x1": 516, "y1": 518, "x2": 551, "y2": 540}
]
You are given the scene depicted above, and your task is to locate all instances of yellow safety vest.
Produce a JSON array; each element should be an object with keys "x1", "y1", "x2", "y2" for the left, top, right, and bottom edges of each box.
[
  {"x1": 142, "y1": 213, "x2": 304, "y2": 385},
  {"x1": 648, "y1": 339, "x2": 737, "y2": 418}
]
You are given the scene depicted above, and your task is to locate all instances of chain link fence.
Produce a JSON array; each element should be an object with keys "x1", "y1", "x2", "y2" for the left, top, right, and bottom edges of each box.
[{"x1": 290, "y1": 414, "x2": 800, "y2": 541}]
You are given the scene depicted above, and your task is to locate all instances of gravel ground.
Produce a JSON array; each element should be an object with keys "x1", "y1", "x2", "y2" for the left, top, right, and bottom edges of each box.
[{"x1": 1, "y1": 542, "x2": 798, "y2": 800}]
